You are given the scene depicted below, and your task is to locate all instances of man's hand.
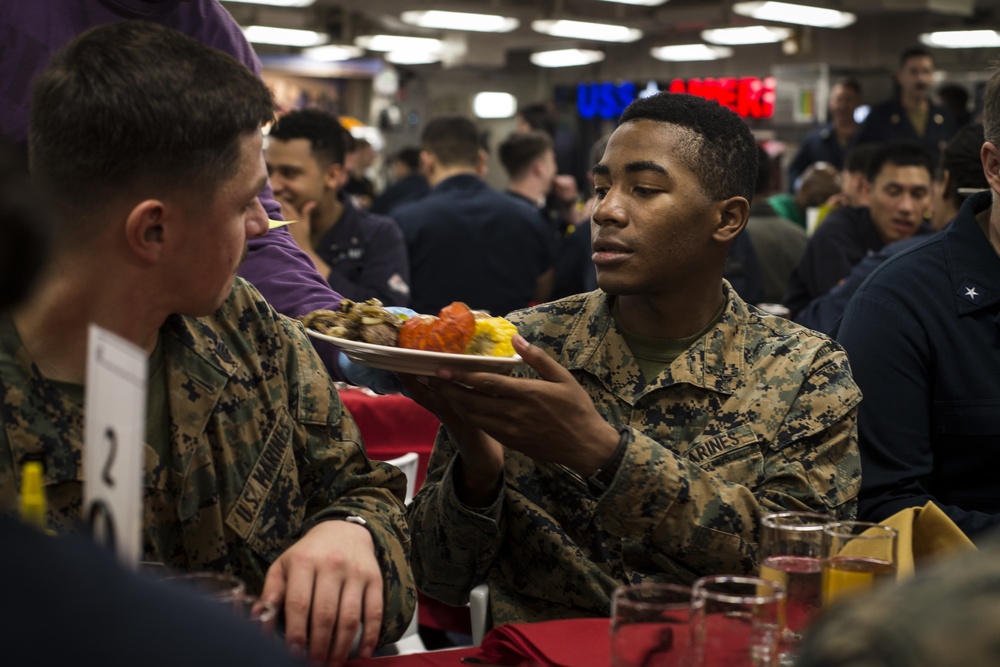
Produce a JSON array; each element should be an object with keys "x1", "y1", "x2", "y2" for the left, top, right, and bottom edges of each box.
[
  {"x1": 405, "y1": 335, "x2": 620, "y2": 481},
  {"x1": 261, "y1": 520, "x2": 383, "y2": 665}
]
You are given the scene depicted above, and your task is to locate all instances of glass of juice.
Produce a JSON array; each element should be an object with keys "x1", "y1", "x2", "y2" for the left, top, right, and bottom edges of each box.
[
  {"x1": 758, "y1": 511, "x2": 833, "y2": 665},
  {"x1": 610, "y1": 583, "x2": 693, "y2": 667},
  {"x1": 821, "y1": 521, "x2": 898, "y2": 608}
]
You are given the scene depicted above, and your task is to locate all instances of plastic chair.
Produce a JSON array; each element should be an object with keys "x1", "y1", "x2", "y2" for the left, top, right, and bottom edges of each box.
[
  {"x1": 469, "y1": 583, "x2": 491, "y2": 646},
  {"x1": 381, "y1": 452, "x2": 426, "y2": 654}
]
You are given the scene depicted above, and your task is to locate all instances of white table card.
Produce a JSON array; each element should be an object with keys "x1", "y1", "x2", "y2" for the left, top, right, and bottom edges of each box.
[{"x1": 83, "y1": 324, "x2": 147, "y2": 567}]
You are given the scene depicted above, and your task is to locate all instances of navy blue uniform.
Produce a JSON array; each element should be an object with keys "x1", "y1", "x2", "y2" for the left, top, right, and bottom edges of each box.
[
  {"x1": 783, "y1": 206, "x2": 884, "y2": 316},
  {"x1": 854, "y1": 98, "x2": 955, "y2": 165},
  {"x1": 787, "y1": 124, "x2": 850, "y2": 191},
  {"x1": 314, "y1": 194, "x2": 410, "y2": 307},
  {"x1": 837, "y1": 191, "x2": 1000, "y2": 540},
  {"x1": 371, "y1": 174, "x2": 429, "y2": 216},
  {"x1": 392, "y1": 174, "x2": 553, "y2": 316}
]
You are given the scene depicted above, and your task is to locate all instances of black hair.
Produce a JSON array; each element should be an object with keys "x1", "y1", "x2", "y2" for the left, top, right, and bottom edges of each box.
[
  {"x1": 518, "y1": 104, "x2": 557, "y2": 138},
  {"x1": 618, "y1": 92, "x2": 759, "y2": 202},
  {"x1": 29, "y1": 21, "x2": 274, "y2": 243},
  {"x1": 498, "y1": 131, "x2": 553, "y2": 181},
  {"x1": 863, "y1": 140, "x2": 936, "y2": 183},
  {"x1": 755, "y1": 145, "x2": 772, "y2": 196},
  {"x1": 421, "y1": 115, "x2": 481, "y2": 168},
  {"x1": 395, "y1": 147, "x2": 421, "y2": 171},
  {"x1": 269, "y1": 108, "x2": 350, "y2": 166},
  {"x1": 834, "y1": 77, "x2": 863, "y2": 97},
  {"x1": 844, "y1": 143, "x2": 880, "y2": 175},
  {"x1": 942, "y1": 122, "x2": 987, "y2": 202},
  {"x1": 900, "y1": 46, "x2": 934, "y2": 68}
]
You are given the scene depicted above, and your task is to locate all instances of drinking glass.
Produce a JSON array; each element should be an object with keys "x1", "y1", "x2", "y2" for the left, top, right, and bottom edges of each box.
[
  {"x1": 691, "y1": 575, "x2": 784, "y2": 667},
  {"x1": 758, "y1": 511, "x2": 833, "y2": 663},
  {"x1": 610, "y1": 583, "x2": 693, "y2": 667},
  {"x1": 821, "y1": 521, "x2": 898, "y2": 608}
]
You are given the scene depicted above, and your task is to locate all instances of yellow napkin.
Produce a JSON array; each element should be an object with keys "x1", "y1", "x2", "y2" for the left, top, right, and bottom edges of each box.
[
  {"x1": 268, "y1": 218, "x2": 296, "y2": 229},
  {"x1": 877, "y1": 501, "x2": 976, "y2": 579}
]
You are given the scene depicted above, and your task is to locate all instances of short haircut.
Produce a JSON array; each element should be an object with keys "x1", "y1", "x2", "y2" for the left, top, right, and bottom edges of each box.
[
  {"x1": 982, "y1": 63, "x2": 1000, "y2": 145},
  {"x1": 498, "y1": 131, "x2": 553, "y2": 181},
  {"x1": 269, "y1": 108, "x2": 350, "y2": 167},
  {"x1": 942, "y1": 122, "x2": 987, "y2": 202},
  {"x1": 863, "y1": 140, "x2": 936, "y2": 183},
  {"x1": 421, "y1": 115, "x2": 481, "y2": 168},
  {"x1": 618, "y1": 92, "x2": 759, "y2": 202},
  {"x1": 395, "y1": 147, "x2": 421, "y2": 171},
  {"x1": 755, "y1": 145, "x2": 772, "y2": 196},
  {"x1": 900, "y1": 46, "x2": 933, "y2": 67},
  {"x1": 844, "y1": 143, "x2": 879, "y2": 175},
  {"x1": 833, "y1": 77, "x2": 862, "y2": 97},
  {"x1": 518, "y1": 103, "x2": 557, "y2": 138},
  {"x1": 29, "y1": 21, "x2": 274, "y2": 241}
]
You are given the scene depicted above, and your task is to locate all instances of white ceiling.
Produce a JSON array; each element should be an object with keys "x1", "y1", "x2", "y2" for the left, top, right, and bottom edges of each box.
[{"x1": 221, "y1": 0, "x2": 1000, "y2": 71}]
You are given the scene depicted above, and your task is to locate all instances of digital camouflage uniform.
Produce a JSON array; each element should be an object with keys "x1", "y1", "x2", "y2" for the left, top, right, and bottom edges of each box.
[
  {"x1": 408, "y1": 284, "x2": 861, "y2": 625},
  {"x1": 0, "y1": 278, "x2": 415, "y2": 645}
]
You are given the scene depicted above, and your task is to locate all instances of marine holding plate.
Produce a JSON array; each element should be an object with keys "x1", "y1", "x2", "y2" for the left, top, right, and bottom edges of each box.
[{"x1": 399, "y1": 92, "x2": 863, "y2": 627}]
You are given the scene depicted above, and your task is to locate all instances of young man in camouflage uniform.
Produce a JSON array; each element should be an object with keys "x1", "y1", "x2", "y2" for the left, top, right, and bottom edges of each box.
[
  {"x1": 0, "y1": 22, "x2": 413, "y2": 664},
  {"x1": 404, "y1": 92, "x2": 862, "y2": 625}
]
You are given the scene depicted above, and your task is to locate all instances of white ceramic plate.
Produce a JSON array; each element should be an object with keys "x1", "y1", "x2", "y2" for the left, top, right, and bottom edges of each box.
[{"x1": 306, "y1": 329, "x2": 523, "y2": 376}]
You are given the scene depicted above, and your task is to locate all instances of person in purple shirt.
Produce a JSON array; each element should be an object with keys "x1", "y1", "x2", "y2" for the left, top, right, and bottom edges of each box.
[{"x1": 0, "y1": 0, "x2": 345, "y2": 374}]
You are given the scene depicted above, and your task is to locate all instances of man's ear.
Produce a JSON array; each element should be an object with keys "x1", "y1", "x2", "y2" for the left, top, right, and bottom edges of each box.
[
  {"x1": 323, "y1": 162, "x2": 345, "y2": 190},
  {"x1": 712, "y1": 196, "x2": 750, "y2": 243},
  {"x1": 124, "y1": 199, "x2": 167, "y2": 264},
  {"x1": 981, "y1": 142, "x2": 1000, "y2": 195}
]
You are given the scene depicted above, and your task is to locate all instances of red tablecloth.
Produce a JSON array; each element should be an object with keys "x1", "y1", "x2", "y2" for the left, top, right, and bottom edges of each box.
[{"x1": 339, "y1": 388, "x2": 440, "y2": 489}]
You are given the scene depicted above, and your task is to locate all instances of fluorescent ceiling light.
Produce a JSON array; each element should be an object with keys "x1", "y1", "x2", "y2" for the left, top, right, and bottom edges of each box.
[
  {"x1": 473, "y1": 92, "x2": 518, "y2": 119},
  {"x1": 302, "y1": 44, "x2": 363, "y2": 61},
  {"x1": 225, "y1": 0, "x2": 315, "y2": 6},
  {"x1": 593, "y1": 0, "x2": 669, "y2": 5},
  {"x1": 242, "y1": 26, "x2": 327, "y2": 47},
  {"x1": 733, "y1": 2, "x2": 855, "y2": 28},
  {"x1": 400, "y1": 10, "x2": 519, "y2": 33},
  {"x1": 650, "y1": 44, "x2": 734, "y2": 61},
  {"x1": 701, "y1": 26, "x2": 791, "y2": 45},
  {"x1": 384, "y1": 51, "x2": 441, "y2": 65},
  {"x1": 530, "y1": 48, "x2": 606, "y2": 68},
  {"x1": 355, "y1": 35, "x2": 444, "y2": 53},
  {"x1": 531, "y1": 20, "x2": 642, "y2": 43},
  {"x1": 920, "y1": 30, "x2": 1000, "y2": 49}
]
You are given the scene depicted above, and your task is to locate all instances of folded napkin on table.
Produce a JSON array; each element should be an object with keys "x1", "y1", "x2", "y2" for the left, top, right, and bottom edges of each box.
[
  {"x1": 838, "y1": 501, "x2": 975, "y2": 580},
  {"x1": 474, "y1": 618, "x2": 610, "y2": 667},
  {"x1": 878, "y1": 501, "x2": 976, "y2": 579}
]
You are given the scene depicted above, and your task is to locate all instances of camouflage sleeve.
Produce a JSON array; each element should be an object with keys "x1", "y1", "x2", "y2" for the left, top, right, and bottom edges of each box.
[
  {"x1": 406, "y1": 427, "x2": 506, "y2": 606},
  {"x1": 283, "y1": 316, "x2": 416, "y2": 644},
  {"x1": 598, "y1": 348, "x2": 861, "y2": 578}
]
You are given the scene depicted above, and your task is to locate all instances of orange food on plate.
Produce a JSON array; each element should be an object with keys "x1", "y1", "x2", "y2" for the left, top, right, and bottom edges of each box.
[{"x1": 398, "y1": 301, "x2": 476, "y2": 353}]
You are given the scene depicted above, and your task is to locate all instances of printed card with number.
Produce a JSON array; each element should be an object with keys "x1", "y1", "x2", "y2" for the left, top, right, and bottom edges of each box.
[{"x1": 83, "y1": 324, "x2": 147, "y2": 567}]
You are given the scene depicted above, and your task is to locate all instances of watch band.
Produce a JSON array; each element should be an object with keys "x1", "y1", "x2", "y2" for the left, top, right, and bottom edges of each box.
[{"x1": 586, "y1": 426, "x2": 631, "y2": 496}]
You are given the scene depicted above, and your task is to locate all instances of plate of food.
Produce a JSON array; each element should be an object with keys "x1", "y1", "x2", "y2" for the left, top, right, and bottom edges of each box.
[{"x1": 301, "y1": 299, "x2": 524, "y2": 376}]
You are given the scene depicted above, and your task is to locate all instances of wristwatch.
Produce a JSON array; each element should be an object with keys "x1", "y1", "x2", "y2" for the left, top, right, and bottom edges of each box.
[{"x1": 586, "y1": 426, "x2": 631, "y2": 496}]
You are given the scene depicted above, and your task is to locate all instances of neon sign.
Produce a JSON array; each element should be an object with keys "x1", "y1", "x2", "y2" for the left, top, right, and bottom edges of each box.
[{"x1": 577, "y1": 77, "x2": 776, "y2": 120}]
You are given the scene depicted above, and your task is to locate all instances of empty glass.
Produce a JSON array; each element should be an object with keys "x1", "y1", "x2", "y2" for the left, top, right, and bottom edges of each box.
[
  {"x1": 822, "y1": 521, "x2": 898, "y2": 608},
  {"x1": 691, "y1": 575, "x2": 784, "y2": 667},
  {"x1": 611, "y1": 583, "x2": 693, "y2": 667}
]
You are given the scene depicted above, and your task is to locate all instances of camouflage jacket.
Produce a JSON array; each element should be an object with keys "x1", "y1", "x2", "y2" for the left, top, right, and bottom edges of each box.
[
  {"x1": 0, "y1": 278, "x2": 415, "y2": 644},
  {"x1": 408, "y1": 285, "x2": 861, "y2": 624}
]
